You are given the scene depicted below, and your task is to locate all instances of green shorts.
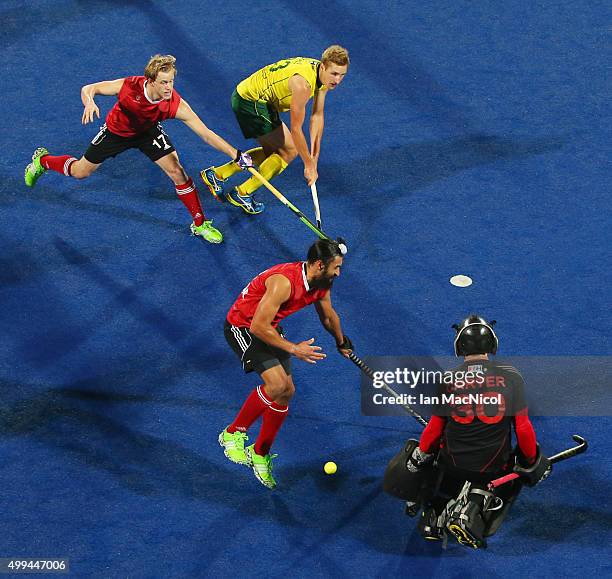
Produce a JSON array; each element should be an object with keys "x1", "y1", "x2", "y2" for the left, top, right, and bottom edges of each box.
[{"x1": 231, "y1": 89, "x2": 281, "y2": 139}]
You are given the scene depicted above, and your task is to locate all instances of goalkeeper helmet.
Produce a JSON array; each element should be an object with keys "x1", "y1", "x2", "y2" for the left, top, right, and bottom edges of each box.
[{"x1": 453, "y1": 315, "x2": 498, "y2": 357}]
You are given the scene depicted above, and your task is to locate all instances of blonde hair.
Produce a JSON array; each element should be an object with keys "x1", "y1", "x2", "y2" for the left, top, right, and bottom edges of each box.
[
  {"x1": 321, "y1": 45, "x2": 349, "y2": 67},
  {"x1": 144, "y1": 54, "x2": 177, "y2": 80}
]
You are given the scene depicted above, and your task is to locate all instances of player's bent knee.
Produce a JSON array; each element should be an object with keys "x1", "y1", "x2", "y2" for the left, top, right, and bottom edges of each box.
[
  {"x1": 72, "y1": 171, "x2": 92, "y2": 180},
  {"x1": 278, "y1": 148, "x2": 297, "y2": 163},
  {"x1": 71, "y1": 163, "x2": 94, "y2": 180},
  {"x1": 263, "y1": 376, "x2": 290, "y2": 400},
  {"x1": 284, "y1": 381, "x2": 296, "y2": 400},
  {"x1": 167, "y1": 168, "x2": 187, "y2": 184}
]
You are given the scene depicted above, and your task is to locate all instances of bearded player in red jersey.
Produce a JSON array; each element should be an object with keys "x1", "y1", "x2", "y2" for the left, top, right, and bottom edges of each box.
[
  {"x1": 220, "y1": 238, "x2": 353, "y2": 489},
  {"x1": 24, "y1": 54, "x2": 254, "y2": 244}
]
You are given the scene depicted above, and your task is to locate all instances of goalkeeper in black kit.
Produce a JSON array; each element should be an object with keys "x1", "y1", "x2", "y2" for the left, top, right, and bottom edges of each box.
[{"x1": 383, "y1": 315, "x2": 552, "y2": 549}]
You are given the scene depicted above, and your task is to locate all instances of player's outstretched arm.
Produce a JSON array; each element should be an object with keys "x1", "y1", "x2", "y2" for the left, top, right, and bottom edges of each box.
[
  {"x1": 309, "y1": 89, "x2": 326, "y2": 162},
  {"x1": 250, "y1": 275, "x2": 326, "y2": 364},
  {"x1": 176, "y1": 99, "x2": 251, "y2": 168},
  {"x1": 80, "y1": 78, "x2": 125, "y2": 125},
  {"x1": 314, "y1": 293, "x2": 350, "y2": 357},
  {"x1": 288, "y1": 75, "x2": 317, "y2": 185}
]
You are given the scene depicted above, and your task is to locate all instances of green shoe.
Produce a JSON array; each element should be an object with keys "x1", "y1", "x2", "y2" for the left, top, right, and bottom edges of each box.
[
  {"x1": 245, "y1": 444, "x2": 278, "y2": 489},
  {"x1": 190, "y1": 220, "x2": 223, "y2": 244},
  {"x1": 24, "y1": 147, "x2": 49, "y2": 187},
  {"x1": 218, "y1": 428, "x2": 249, "y2": 465}
]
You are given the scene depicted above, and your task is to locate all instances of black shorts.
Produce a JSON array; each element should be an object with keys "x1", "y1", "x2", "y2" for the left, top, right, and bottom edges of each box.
[
  {"x1": 83, "y1": 122, "x2": 176, "y2": 164},
  {"x1": 224, "y1": 320, "x2": 291, "y2": 375}
]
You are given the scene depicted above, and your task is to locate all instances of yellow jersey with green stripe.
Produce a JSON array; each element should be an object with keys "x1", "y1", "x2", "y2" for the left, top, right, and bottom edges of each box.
[{"x1": 236, "y1": 57, "x2": 327, "y2": 113}]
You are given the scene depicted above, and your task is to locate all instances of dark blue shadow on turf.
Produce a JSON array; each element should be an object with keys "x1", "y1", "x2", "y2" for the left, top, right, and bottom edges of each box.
[
  {"x1": 323, "y1": 134, "x2": 566, "y2": 203},
  {"x1": 54, "y1": 237, "x2": 184, "y2": 340},
  {"x1": 0, "y1": 384, "x2": 416, "y2": 554},
  {"x1": 52, "y1": 237, "x2": 187, "y2": 342},
  {"x1": 279, "y1": 0, "x2": 476, "y2": 132},
  {"x1": 134, "y1": 1, "x2": 235, "y2": 104},
  {"x1": 319, "y1": 133, "x2": 565, "y2": 265},
  {"x1": 0, "y1": 237, "x2": 50, "y2": 286},
  {"x1": 14, "y1": 237, "x2": 228, "y2": 370},
  {"x1": 0, "y1": 174, "x2": 180, "y2": 229},
  {"x1": 0, "y1": 384, "x2": 237, "y2": 498},
  {"x1": 0, "y1": 1, "x2": 123, "y2": 49}
]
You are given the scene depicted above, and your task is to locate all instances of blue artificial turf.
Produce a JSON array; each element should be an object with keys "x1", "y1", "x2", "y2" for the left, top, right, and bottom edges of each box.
[{"x1": 1, "y1": 1, "x2": 610, "y2": 576}]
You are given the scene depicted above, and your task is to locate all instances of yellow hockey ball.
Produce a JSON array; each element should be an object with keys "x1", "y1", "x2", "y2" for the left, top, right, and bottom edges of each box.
[{"x1": 324, "y1": 461, "x2": 337, "y2": 475}]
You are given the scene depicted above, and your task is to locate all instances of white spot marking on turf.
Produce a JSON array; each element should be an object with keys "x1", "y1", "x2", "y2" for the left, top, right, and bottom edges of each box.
[{"x1": 450, "y1": 275, "x2": 473, "y2": 287}]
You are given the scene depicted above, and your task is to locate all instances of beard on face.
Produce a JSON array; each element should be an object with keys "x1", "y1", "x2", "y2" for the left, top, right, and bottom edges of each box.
[{"x1": 310, "y1": 274, "x2": 335, "y2": 290}]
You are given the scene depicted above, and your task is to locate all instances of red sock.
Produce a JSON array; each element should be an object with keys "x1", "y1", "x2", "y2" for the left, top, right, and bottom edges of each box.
[
  {"x1": 41, "y1": 154, "x2": 77, "y2": 176},
  {"x1": 176, "y1": 177, "x2": 205, "y2": 226},
  {"x1": 254, "y1": 401, "x2": 288, "y2": 456},
  {"x1": 227, "y1": 385, "x2": 271, "y2": 433}
]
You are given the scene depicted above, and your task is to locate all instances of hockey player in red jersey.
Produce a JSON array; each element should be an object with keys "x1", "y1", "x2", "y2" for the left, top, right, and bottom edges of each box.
[
  {"x1": 24, "y1": 54, "x2": 253, "y2": 244},
  {"x1": 220, "y1": 238, "x2": 352, "y2": 489}
]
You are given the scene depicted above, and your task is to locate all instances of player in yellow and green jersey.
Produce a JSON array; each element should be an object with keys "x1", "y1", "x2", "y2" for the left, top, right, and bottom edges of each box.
[{"x1": 201, "y1": 46, "x2": 349, "y2": 214}]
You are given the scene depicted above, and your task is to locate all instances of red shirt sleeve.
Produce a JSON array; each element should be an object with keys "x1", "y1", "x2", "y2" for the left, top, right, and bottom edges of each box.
[
  {"x1": 514, "y1": 409, "x2": 537, "y2": 463},
  {"x1": 168, "y1": 89, "x2": 181, "y2": 118},
  {"x1": 419, "y1": 415, "x2": 446, "y2": 453}
]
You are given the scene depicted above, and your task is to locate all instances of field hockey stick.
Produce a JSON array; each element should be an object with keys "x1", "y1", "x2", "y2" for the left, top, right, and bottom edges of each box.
[
  {"x1": 310, "y1": 183, "x2": 322, "y2": 229},
  {"x1": 488, "y1": 435, "x2": 588, "y2": 490},
  {"x1": 247, "y1": 168, "x2": 330, "y2": 240},
  {"x1": 348, "y1": 352, "x2": 429, "y2": 427}
]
